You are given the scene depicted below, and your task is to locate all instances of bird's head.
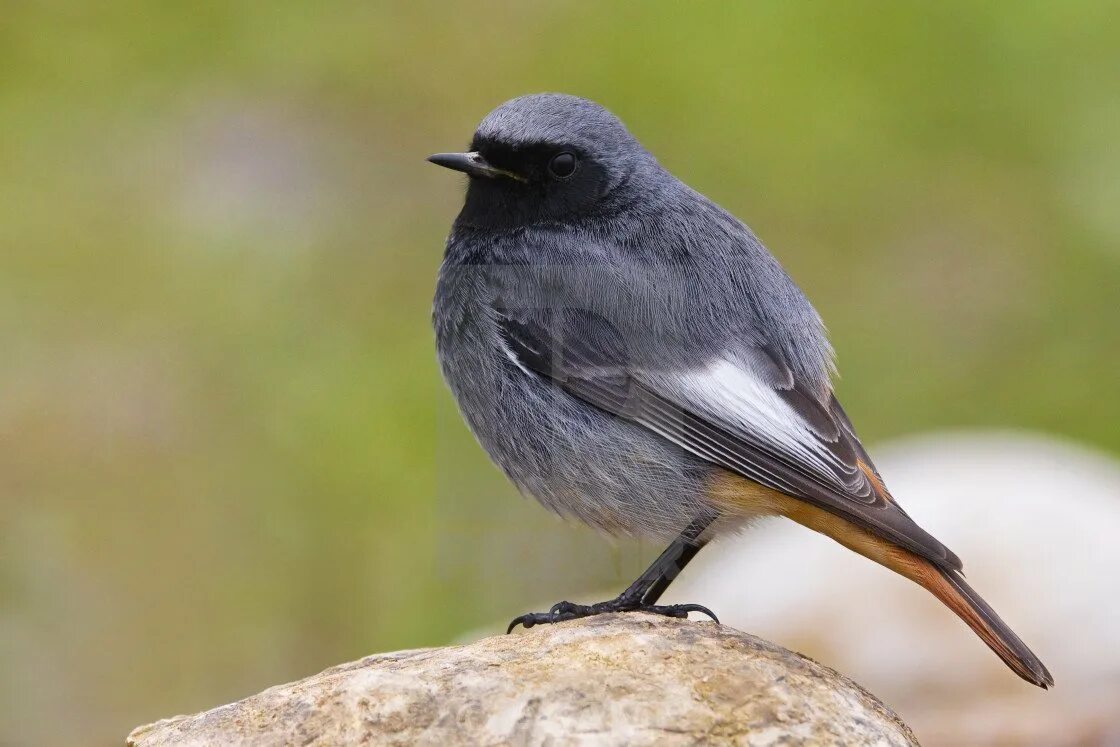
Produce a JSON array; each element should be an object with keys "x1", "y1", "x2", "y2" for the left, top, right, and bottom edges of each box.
[{"x1": 429, "y1": 93, "x2": 653, "y2": 228}]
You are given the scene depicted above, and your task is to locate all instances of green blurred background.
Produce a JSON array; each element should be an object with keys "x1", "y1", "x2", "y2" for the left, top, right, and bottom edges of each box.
[{"x1": 2, "y1": 2, "x2": 1118, "y2": 743}]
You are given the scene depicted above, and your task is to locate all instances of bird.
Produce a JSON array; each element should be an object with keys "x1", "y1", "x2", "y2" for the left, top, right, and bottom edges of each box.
[{"x1": 428, "y1": 93, "x2": 1052, "y2": 688}]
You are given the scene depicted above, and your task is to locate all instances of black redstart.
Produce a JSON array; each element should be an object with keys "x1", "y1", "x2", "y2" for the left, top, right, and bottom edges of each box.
[{"x1": 429, "y1": 93, "x2": 1052, "y2": 688}]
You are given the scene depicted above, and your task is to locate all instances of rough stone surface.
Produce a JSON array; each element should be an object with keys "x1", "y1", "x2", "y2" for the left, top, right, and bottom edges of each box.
[{"x1": 127, "y1": 614, "x2": 918, "y2": 746}]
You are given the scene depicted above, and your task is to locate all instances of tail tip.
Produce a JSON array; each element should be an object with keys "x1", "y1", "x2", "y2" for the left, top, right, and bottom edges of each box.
[{"x1": 1018, "y1": 656, "x2": 1054, "y2": 689}]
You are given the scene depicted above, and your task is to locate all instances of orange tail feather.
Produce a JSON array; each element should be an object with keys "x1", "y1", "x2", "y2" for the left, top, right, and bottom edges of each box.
[{"x1": 709, "y1": 473, "x2": 1053, "y2": 688}]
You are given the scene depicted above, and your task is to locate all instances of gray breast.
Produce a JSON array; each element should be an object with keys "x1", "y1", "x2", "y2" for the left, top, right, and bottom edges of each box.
[{"x1": 433, "y1": 259, "x2": 710, "y2": 539}]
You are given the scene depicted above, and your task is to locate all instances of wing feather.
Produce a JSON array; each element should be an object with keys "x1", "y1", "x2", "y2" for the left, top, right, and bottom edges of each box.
[{"x1": 498, "y1": 307, "x2": 962, "y2": 571}]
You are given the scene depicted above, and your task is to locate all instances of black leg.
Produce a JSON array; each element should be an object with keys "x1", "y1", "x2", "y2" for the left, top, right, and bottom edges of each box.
[{"x1": 507, "y1": 515, "x2": 718, "y2": 633}]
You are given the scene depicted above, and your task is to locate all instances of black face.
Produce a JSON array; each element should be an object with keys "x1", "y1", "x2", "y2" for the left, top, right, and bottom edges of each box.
[{"x1": 457, "y1": 136, "x2": 611, "y2": 228}]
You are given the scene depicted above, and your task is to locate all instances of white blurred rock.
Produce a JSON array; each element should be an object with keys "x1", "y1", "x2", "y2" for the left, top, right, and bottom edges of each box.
[{"x1": 663, "y1": 430, "x2": 1120, "y2": 745}]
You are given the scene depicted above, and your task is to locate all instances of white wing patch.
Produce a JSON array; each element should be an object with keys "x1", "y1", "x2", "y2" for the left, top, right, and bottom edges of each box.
[
  {"x1": 644, "y1": 356, "x2": 866, "y2": 495},
  {"x1": 497, "y1": 332, "x2": 535, "y2": 377}
]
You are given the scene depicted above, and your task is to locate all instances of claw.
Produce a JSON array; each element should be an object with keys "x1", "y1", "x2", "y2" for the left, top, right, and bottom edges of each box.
[
  {"x1": 506, "y1": 613, "x2": 543, "y2": 633},
  {"x1": 549, "y1": 601, "x2": 579, "y2": 619},
  {"x1": 649, "y1": 603, "x2": 719, "y2": 624},
  {"x1": 505, "y1": 598, "x2": 718, "y2": 633}
]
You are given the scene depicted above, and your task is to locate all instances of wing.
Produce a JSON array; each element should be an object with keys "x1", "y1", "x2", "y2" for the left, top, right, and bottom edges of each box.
[{"x1": 497, "y1": 306, "x2": 962, "y2": 572}]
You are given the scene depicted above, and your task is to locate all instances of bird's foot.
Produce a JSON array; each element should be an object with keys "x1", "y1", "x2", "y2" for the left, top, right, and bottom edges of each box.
[{"x1": 506, "y1": 597, "x2": 718, "y2": 633}]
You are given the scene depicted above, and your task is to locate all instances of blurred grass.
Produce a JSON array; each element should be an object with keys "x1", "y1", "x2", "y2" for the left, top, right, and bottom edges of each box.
[{"x1": 1, "y1": 1, "x2": 1118, "y2": 743}]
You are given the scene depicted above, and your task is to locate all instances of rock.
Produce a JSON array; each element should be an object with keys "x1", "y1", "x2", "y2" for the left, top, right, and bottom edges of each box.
[{"x1": 127, "y1": 614, "x2": 916, "y2": 746}]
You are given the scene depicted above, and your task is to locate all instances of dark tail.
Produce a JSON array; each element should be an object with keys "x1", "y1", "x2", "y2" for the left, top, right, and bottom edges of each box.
[
  {"x1": 930, "y1": 566, "x2": 1053, "y2": 688},
  {"x1": 715, "y1": 473, "x2": 1055, "y2": 688}
]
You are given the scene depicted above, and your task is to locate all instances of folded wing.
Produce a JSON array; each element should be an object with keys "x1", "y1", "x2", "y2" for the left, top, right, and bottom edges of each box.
[{"x1": 497, "y1": 306, "x2": 962, "y2": 571}]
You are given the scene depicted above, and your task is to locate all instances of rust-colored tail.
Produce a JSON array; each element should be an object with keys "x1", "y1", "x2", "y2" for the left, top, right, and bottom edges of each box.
[
  {"x1": 709, "y1": 474, "x2": 1053, "y2": 688},
  {"x1": 871, "y1": 540, "x2": 1054, "y2": 688},
  {"x1": 927, "y1": 562, "x2": 1053, "y2": 687},
  {"x1": 788, "y1": 499, "x2": 1053, "y2": 688}
]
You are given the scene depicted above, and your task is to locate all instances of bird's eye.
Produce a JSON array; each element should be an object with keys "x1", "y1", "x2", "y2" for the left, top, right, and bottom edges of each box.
[{"x1": 547, "y1": 152, "x2": 578, "y2": 179}]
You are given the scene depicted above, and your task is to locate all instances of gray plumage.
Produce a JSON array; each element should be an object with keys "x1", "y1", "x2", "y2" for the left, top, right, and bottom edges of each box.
[
  {"x1": 433, "y1": 94, "x2": 897, "y2": 543},
  {"x1": 428, "y1": 94, "x2": 1053, "y2": 690}
]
